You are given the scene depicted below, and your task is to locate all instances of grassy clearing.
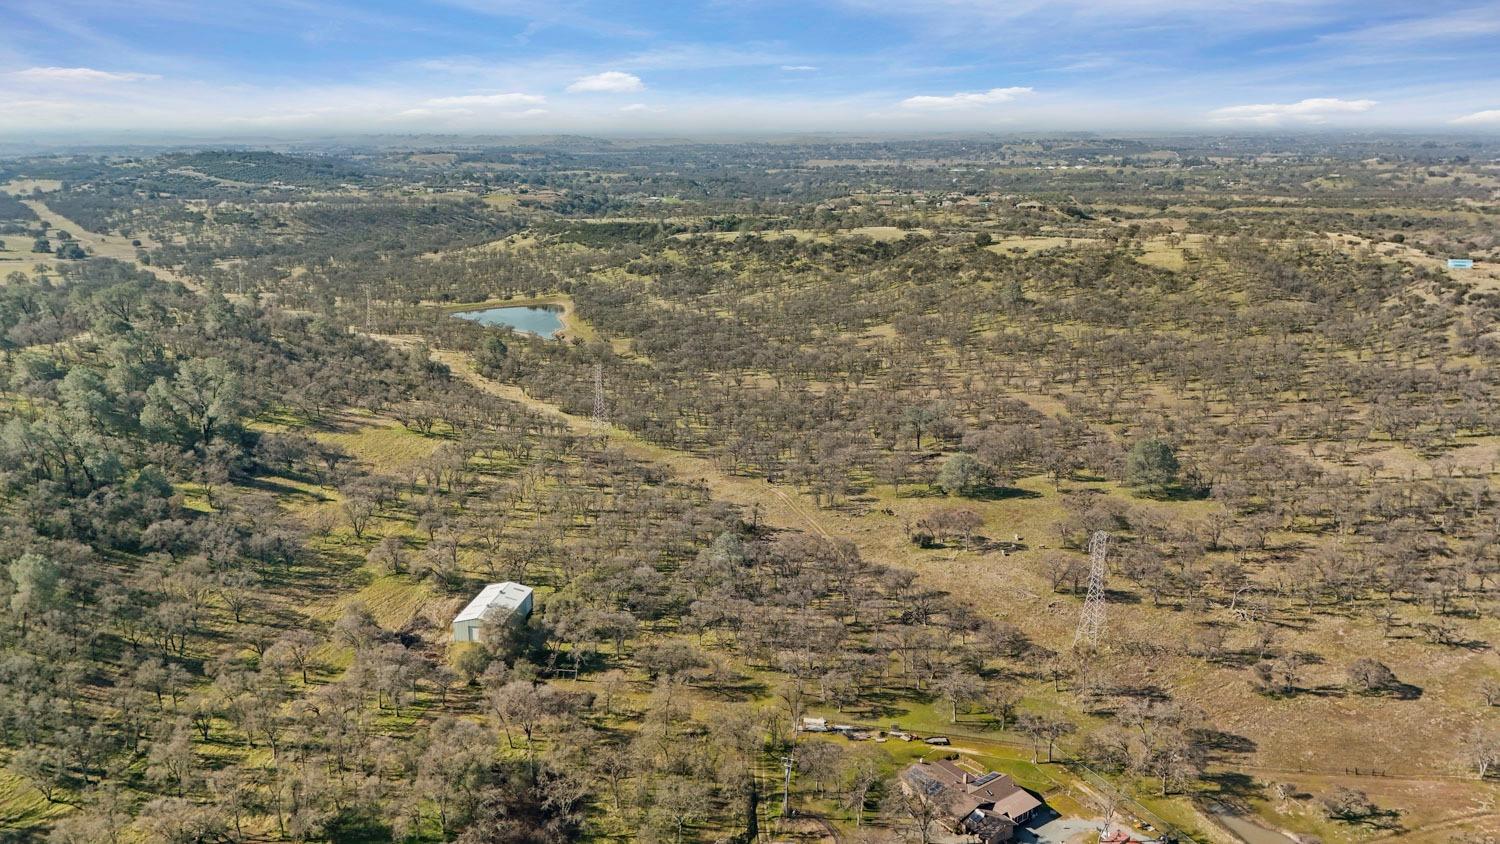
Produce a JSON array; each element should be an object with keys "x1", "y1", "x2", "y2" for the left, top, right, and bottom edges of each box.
[
  {"x1": 314, "y1": 416, "x2": 445, "y2": 473},
  {"x1": 1135, "y1": 234, "x2": 1207, "y2": 271},
  {"x1": 0, "y1": 766, "x2": 70, "y2": 828},
  {"x1": 846, "y1": 225, "x2": 927, "y2": 242},
  {"x1": 327, "y1": 573, "x2": 441, "y2": 631},
  {"x1": 0, "y1": 255, "x2": 51, "y2": 278},
  {"x1": 687, "y1": 226, "x2": 929, "y2": 245},
  {"x1": 21, "y1": 200, "x2": 142, "y2": 263},
  {"x1": 14, "y1": 198, "x2": 204, "y2": 293},
  {"x1": 1, "y1": 179, "x2": 62, "y2": 195},
  {"x1": 1240, "y1": 772, "x2": 1500, "y2": 843},
  {"x1": 987, "y1": 235, "x2": 1101, "y2": 253}
]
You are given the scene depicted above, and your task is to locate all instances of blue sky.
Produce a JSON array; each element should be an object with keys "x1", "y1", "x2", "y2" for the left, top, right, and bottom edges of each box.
[{"x1": 2, "y1": 0, "x2": 1498, "y2": 135}]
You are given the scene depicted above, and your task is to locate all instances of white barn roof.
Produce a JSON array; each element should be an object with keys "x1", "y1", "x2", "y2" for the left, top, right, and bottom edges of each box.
[{"x1": 455, "y1": 582, "x2": 533, "y2": 623}]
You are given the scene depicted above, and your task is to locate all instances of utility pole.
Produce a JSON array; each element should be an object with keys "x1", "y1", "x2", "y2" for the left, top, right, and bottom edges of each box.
[{"x1": 781, "y1": 754, "x2": 794, "y2": 818}]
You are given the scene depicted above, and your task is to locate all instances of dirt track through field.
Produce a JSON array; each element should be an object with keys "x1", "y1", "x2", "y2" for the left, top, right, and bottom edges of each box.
[
  {"x1": 21, "y1": 199, "x2": 207, "y2": 293},
  {"x1": 428, "y1": 348, "x2": 841, "y2": 543}
]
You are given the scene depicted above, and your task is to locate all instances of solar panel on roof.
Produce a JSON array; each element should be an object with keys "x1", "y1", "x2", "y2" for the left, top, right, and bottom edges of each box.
[
  {"x1": 971, "y1": 772, "x2": 1001, "y2": 786},
  {"x1": 907, "y1": 769, "x2": 946, "y2": 796}
]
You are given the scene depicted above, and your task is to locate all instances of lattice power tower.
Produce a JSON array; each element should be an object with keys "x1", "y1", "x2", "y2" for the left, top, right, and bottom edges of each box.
[
  {"x1": 1073, "y1": 531, "x2": 1110, "y2": 651},
  {"x1": 591, "y1": 363, "x2": 607, "y2": 436}
]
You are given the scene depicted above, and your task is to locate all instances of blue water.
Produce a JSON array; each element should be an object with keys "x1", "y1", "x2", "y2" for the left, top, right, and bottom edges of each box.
[{"x1": 453, "y1": 305, "x2": 564, "y2": 338}]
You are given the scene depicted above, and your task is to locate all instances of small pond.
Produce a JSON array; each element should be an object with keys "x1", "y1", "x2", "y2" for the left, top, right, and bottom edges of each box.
[{"x1": 452, "y1": 305, "x2": 565, "y2": 338}]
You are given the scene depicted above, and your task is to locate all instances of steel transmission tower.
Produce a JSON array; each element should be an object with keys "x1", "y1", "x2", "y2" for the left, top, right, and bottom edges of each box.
[
  {"x1": 1073, "y1": 531, "x2": 1110, "y2": 651},
  {"x1": 591, "y1": 363, "x2": 607, "y2": 435}
]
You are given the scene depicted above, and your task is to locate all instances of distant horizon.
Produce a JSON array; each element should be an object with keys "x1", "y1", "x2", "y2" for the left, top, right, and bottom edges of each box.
[
  {"x1": 4, "y1": 1, "x2": 1500, "y2": 137},
  {"x1": 3, "y1": 128, "x2": 1500, "y2": 156}
]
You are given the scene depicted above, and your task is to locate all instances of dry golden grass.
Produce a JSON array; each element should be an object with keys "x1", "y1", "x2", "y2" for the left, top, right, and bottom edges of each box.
[
  {"x1": 987, "y1": 235, "x2": 1101, "y2": 253},
  {"x1": 0, "y1": 768, "x2": 69, "y2": 829},
  {"x1": 313, "y1": 415, "x2": 445, "y2": 474},
  {"x1": 1322, "y1": 232, "x2": 1500, "y2": 292},
  {"x1": 1136, "y1": 234, "x2": 1208, "y2": 271},
  {"x1": 427, "y1": 343, "x2": 1500, "y2": 842},
  {"x1": 1, "y1": 179, "x2": 62, "y2": 195},
  {"x1": 22, "y1": 200, "x2": 142, "y2": 263},
  {"x1": 15, "y1": 199, "x2": 205, "y2": 293}
]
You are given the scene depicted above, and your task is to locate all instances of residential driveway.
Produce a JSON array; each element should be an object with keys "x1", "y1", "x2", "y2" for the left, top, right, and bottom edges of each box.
[
  {"x1": 1016, "y1": 813, "x2": 1105, "y2": 844},
  {"x1": 927, "y1": 808, "x2": 1146, "y2": 844},
  {"x1": 1018, "y1": 817, "x2": 1167, "y2": 844}
]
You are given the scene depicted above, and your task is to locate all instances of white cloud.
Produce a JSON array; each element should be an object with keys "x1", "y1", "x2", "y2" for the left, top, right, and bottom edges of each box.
[
  {"x1": 1055, "y1": 55, "x2": 1117, "y2": 72},
  {"x1": 1212, "y1": 96, "x2": 1374, "y2": 124},
  {"x1": 1452, "y1": 109, "x2": 1500, "y2": 126},
  {"x1": 781, "y1": 65, "x2": 819, "y2": 72},
  {"x1": 425, "y1": 92, "x2": 546, "y2": 107},
  {"x1": 566, "y1": 71, "x2": 644, "y2": 93},
  {"x1": 13, "y1": 66, "x2": 159, "y2": 83},
  {"x1": 1209, "y1": 97, "x2": 1376, "y2": 125},
  {"x1": 899, "y1": 86, "x2": 1033, "y2": 110}
]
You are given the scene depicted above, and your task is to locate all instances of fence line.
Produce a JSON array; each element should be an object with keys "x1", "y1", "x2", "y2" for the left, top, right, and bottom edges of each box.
[{"x1": 1067, "y1": 759, "x2": 1199, "y2": 844}]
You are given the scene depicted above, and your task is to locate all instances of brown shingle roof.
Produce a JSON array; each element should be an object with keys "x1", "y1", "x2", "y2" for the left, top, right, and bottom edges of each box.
[{"x1": 901, "y1": 760, "x2": 1043, "y2": 822}]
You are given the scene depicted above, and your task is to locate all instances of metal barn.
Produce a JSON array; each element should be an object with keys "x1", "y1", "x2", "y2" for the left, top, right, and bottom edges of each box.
[{"x1": 451, "y1": 582, "x2": 533, "y2": 642}]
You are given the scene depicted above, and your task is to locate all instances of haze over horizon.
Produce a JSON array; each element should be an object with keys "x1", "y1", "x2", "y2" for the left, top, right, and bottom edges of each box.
[{"x1": 3, "y1": 0, "x2": 1500, "y2": 138}]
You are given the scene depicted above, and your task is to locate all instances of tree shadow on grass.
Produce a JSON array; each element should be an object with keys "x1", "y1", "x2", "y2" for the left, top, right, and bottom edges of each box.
[
  {"x1": 961, "y1": 485, "x2": 1043, "y2": 502},
  {"x1": 1282, "y1": 682, "x2": 1347, "y2": 699},
  {"x1": 1390, "y1": 682, "x2": 1423, "y2": 700},
  {"x1": 244, "y1": 473, "x2": 334, "y2": 501},
  {"x1": 1114, "y1": 680, "x2": 1174, "y2": 701},
  {"x1": 1193, "y1": 727, "x2": 1258, "y2": 759},
  {"x1": 1430, "y1": 632, "x2": 1491, "y2": 652},
  {"x1": 1352, "y1": 683, "x2": 1423, "y2": 701},
  {"x1": 1128, "y1": 484, "x2": 1209, "y2": 502},
  {"x1": 555, "y1": 650, "x2": 612, "y2": 677},
  {"x1": 696, "y1": 675, "x2": 771, "y2": 702},
  {"x1": 1210, "y1": 650, "x2": 1264, "y2": 669},
  {"x1": 977, "y1": 540, "x2": 1030, "y2": 554},
  {"x1": 1333, "y1": 808, "x2": 1404, "y2": 833},
  {"x1": 853, "y1": 687, "x2": 919, "y2": 721},
  {"x1": 1203, "y1": 771, "x2": 1265, "y2": 805}
]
